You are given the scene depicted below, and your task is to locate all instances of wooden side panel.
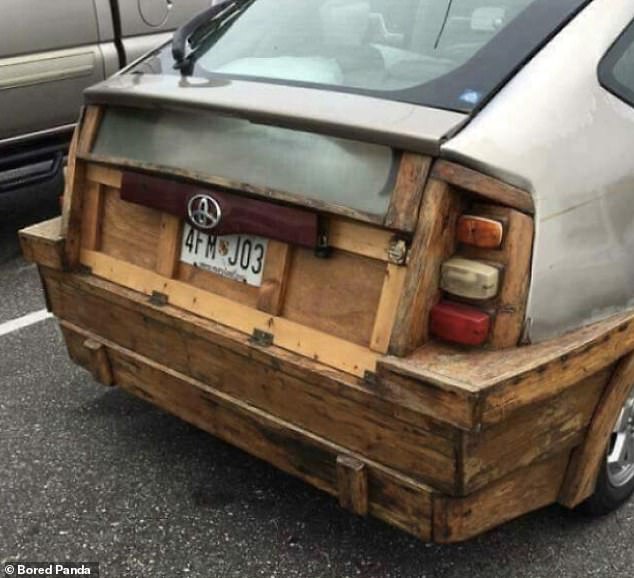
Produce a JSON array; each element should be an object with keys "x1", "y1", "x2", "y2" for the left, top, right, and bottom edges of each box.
[
  {"x1": 382, "y1": 311, "x2": 634, "y2": 429},
  {"x1": 559, "y1": 353, "x2": 634, "y2": 507},
  {"x1": 99, "y1": 188, "x2": 162, "y2": 271},
  {"x1": 433, "y1": 453, "x2": 569, "y2": 543},
  {"x1": 389, "y1": 179, "x2": 463, "y2": 356},
  {"x1": 462, "y1": 368, "x2": 611, "y2": 494},
  {"x1": 283, "y1": 248, "x2": 385, "y2": 347},
  {"x1": 61, "y1": 323, "x2": 434, "y2": 539},
  {"x1": 19, "y1": 217, "x2": 66, "y2": 271}
]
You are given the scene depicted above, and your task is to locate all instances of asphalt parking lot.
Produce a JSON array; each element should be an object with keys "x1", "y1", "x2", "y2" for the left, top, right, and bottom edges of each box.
[{"x1": 2, "y1": 206, "x2": 634, "y2": 578}]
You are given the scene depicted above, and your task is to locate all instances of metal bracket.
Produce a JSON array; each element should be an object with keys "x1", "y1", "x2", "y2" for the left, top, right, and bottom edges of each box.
[
  {"x1": 387, "y1": 238, "x2": 409, "y2": 265},
  {"x1": 314, "y1": 231, "x2": 332, "y2": 259},
  {"x1": 363, "y1": 370, "x2": 379, "y2": 387},
  {"x1": 149, "y1": 291, "x2": 169, "y2": 307},
  {"x1": 250, "y1": 329, "x2": 274, "y2": 347}
]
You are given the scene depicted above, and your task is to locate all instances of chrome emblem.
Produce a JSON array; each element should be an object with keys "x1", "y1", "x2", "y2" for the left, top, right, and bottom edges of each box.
[{"x1": 187, "y1": 194, "x2": 222, "y2": 231}]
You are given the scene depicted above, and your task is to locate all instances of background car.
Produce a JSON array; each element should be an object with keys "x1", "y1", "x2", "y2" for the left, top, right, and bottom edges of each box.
[{"x1": 0, "y1": 0, "x2": 214, "y2": 260}]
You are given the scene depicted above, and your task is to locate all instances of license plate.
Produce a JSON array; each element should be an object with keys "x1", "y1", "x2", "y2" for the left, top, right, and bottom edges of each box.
[{"x1": 180, "y1": 224, "x2": 268, "y2": 287}]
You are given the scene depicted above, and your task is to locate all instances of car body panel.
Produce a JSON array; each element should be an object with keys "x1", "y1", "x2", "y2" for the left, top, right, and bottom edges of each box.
[
  {"x1": 442, "y1": 0, "x2": 634, "y2": 342},
  {"x1": 0, "y1": 0, "x2": 212, "y2": 148}
]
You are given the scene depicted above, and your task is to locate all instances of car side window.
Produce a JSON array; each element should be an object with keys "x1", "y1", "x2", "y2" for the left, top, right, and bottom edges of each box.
[{"x1": 600, "y1": 21, "x2": 634, "y2": 106}]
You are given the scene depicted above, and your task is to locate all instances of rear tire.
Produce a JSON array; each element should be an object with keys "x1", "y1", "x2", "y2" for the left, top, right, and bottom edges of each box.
[{"x1": 577, "y1": 386, "x2": 634, "y2": 516}]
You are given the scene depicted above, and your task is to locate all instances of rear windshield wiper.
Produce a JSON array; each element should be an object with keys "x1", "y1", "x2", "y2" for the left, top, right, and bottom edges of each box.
[{"x1": 172, "y1": 0, "x2": 252, "y2": 75}]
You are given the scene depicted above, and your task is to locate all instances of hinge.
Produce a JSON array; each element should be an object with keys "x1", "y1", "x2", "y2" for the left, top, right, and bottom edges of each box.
[
  {"x1": 387, "y1": 238, "x2": 409, "y2": 265},
  {"x1": 149, "y1": 291, "x2": 168, "y2": 307},
  {"x1": 250, "y1": 328, "x2": 274, "y2": 347}
]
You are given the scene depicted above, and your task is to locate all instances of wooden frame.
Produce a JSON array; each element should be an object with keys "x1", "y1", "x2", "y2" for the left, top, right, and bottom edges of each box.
[
  {"x1": 68, "y1": 157, "x2": 413, "y2": 376},
  {"x1": 432, "y1": 160, "x2": 535, "y2": 215},
  {"x1": 559, "y1": 352, "x2": 634, "y2": 507},
  {"x1": 20, "y1": 216, "x2": 634, "y2": 541},
  {"x1": 22, "y1": 105, "x2": 634, "y2": 543}
]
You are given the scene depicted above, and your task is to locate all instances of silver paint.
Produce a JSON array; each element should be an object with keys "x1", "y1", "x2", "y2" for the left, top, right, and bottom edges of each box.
[{"x1": 442, "y1": 0, "x2": 634, "y2": 343}]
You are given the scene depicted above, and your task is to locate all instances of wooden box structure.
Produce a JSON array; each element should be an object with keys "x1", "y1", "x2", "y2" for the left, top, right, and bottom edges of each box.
[{"x1": 20, "y1": 106, "x2": 634, "y2": 542}]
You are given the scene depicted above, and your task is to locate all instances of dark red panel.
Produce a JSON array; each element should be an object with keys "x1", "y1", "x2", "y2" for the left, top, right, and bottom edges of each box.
[
  {"x1": 120, "y1": 171, "x2": 319, "y2": 248},
  {"x1": 430, "y1": 301, "x2": 490, "y2": 346}
]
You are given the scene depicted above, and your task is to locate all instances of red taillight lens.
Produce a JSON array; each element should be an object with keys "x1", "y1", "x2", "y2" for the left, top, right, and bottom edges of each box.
[{"x1": 430, "y1": 301, "x2": 491, "y2": 346}]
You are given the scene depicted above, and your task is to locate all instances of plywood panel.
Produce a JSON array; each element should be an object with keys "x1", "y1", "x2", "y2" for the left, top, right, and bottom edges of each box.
[
  {"x1": 283, "y1": 248, "x2": 386, "y2": 347},
  {"x1": 100, "y1": 187, "x2": 162, "y2": 271}
]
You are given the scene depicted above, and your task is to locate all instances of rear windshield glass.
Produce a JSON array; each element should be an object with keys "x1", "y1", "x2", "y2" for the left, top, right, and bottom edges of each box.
[{"x1": 134, "y1": 0, "x2": 590, "y2": 112}]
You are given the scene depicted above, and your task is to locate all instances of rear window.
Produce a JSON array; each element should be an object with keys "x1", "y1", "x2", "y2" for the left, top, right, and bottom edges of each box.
[{"x1": 133, "y1": 0, "x2": 591, "y2": 112}]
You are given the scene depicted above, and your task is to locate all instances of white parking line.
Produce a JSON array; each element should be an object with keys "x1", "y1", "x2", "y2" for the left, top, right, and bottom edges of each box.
[{"x1": 0, "y1": 309, "x2": 53, "y2": 338}]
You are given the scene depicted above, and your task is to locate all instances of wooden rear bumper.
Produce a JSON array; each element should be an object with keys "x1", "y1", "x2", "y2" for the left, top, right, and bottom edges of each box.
[{"x1": 21, "y1": 217, "x2": 634, "y2": 542}]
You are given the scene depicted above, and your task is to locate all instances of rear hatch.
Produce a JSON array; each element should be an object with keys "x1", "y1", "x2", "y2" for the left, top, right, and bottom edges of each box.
[
  {"x1": 67, "y1": 0, "x2": 584, "y2": 376},
  {"x1": 70, "y1": 96, "x2": 460, "y2": 377}
]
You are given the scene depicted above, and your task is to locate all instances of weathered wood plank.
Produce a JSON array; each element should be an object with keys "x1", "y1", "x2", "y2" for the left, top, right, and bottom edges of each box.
[
  {"x1": 559, "y1": 353, "x2": 634, "y2": 507},
  {"x1": 462, "y1": 368, "x2": 610, "y2": 494},
  {"x1": 389, "y1": 178, "x2": 463, "y2": 355},
  {"x1": 432, "y1": 160, "x2": 535, "y2": 215},
  {"x1": 80, "y1": 181, "x2": 104, "y2": 252},
  {"x1": 61, "y1": 322, "x2": 434, "y2": 540},
  {"x1": 76, "y1": 106, "x2": 103, "y2": 155},
  {"x1": 80, "y1": 249, "x2": 379, "y2": 377},
  {"x1": 382, "y1": 311, "x2": 634, "y2": 428},
  {"x1": 370, "y1": 264, "x2": 408, "y2": 354},
  {"x1": 62, "y1": 123, "x2": 80, "y2": 235},
  {"x1": 85, "y1": 163, "x2": 122, "y2": 189},
  {"x1": 156, "y1": 214, "x2": 183, "y2": 278},
  {"x1": 328, "y1": 218, "x2": 394, "y2": 262},
  {"x1": 19, "y1": 217, "x2": 66, "y2": 271},
  {"x1": 385, "y1": 153, "x2": 432, "y2": 231},
  {"x1": 337, "y1": 455, "x2": 369, "y2": 515},
  {"x1": 64, "y1": 108, "x2": 104, "y2": 268},
  {"x1": 433, "y1": 453, "x2": 568, "y2": 543}
]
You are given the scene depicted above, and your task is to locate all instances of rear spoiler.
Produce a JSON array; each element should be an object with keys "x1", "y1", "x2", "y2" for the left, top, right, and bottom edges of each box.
[{"x1": 84, "y1": 76, "x2": 467, "y2": 156}]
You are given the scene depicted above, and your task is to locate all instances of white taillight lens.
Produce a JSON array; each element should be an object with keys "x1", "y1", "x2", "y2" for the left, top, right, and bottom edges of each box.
[{"x1": 440, "y1": 257, "x2": 499, "y2": 300}]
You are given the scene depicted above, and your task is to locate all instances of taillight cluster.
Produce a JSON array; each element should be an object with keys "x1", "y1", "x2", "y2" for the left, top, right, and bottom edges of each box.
[{"x1": 431, "y1": 214, "x2": 505, "y2": 346}]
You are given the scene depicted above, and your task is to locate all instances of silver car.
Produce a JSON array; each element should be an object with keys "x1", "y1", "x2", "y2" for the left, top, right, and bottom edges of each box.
[{"x1": 20, "y1": 0, "x2": 634, "y2": 541}]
